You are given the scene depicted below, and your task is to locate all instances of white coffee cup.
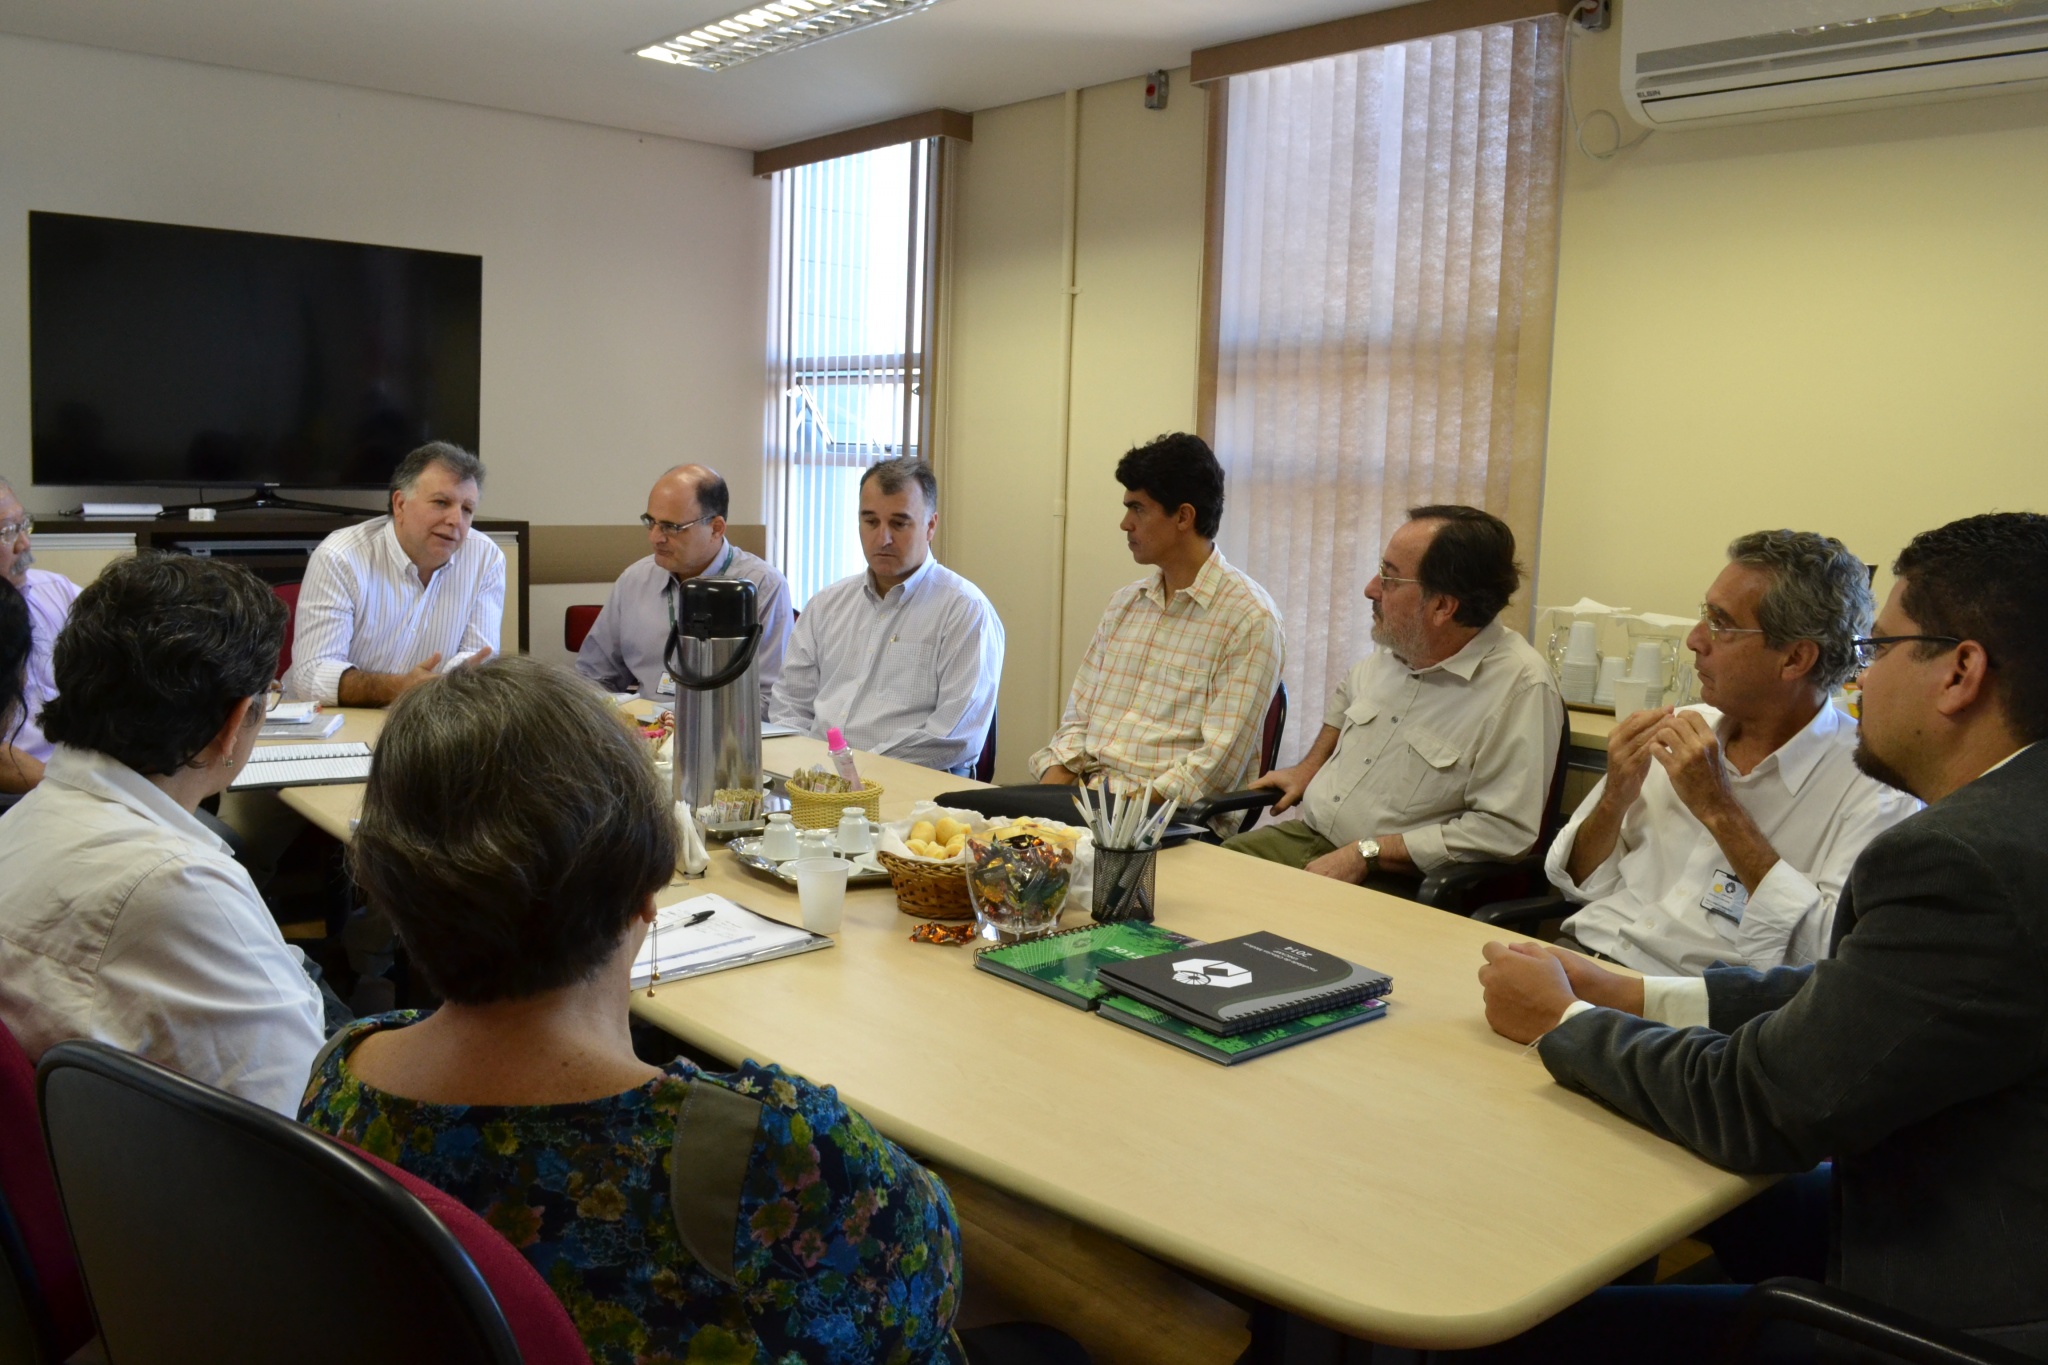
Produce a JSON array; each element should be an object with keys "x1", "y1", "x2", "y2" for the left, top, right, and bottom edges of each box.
[
  {"x1": 760, "y1": 812, "x2": 799, "y2": 861},
  {"x1": 788, "y1": 857, "x2": 852, "y2": 934},
  {"x1": 836, "y1": 806, "x2": 875, "y2": 856}
]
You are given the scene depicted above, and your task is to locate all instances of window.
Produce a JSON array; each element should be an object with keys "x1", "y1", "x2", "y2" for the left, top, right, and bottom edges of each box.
[
  {"x1": 765, "y1": 138, "x2": 940, "y2": 608},
  {"x1": 1209, "y1": 17, "x2": 1566, "y2": 764}
]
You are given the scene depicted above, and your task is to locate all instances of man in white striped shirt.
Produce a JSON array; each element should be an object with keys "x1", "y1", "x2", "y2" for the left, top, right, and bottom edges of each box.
[{"x1": 284, "y1": 443, "x2": 504, "y2": 705}]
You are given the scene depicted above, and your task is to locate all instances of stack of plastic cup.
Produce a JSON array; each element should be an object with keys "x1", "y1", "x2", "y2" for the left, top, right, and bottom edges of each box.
[{"x1": 1559, "y1": 620, "x2": 1600, "y2": 704}]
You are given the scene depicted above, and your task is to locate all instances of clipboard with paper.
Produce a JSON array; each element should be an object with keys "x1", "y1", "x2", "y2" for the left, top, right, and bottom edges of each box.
[{"x1": 630, "y1": 894, "x2": 832, "y2": 989}]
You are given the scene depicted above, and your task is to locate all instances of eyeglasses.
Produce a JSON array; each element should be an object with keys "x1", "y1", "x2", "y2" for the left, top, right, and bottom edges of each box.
[
  {"x1": 1697, "y1": 604, "x2": 1769, "y2": 644},
  {"x1": 639, "y1": 513, "x2": 705, "y2": 538},
  {"x1": 0, "y1": 515, "x2": 32, "y2": 542},
  {"x1": 1376, "y1": 564, "x2": 1424, "y2": 590},
  {"x1": 264, "y1": 682, "x2": 284, "y2": 715},
  {"x1": 1852, "y1": 634, "x2": 1962, "y2": 670}
]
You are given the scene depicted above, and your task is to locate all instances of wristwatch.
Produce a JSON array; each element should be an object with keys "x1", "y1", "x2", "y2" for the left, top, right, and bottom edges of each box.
[{"x1": 1356, "y1": 838, "x2": 1381, "y2": 872}]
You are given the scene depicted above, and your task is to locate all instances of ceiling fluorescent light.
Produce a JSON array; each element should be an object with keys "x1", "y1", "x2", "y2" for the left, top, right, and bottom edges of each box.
[{"x1": 635, "y1": 0, "x2": 949, "y2": 72}]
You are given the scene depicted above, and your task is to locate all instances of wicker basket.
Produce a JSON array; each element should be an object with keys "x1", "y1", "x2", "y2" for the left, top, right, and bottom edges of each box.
[
  {"x1": 785, "y1": 779, "x2": 883, "y2": 830},
  {"x1": 876, "y1": 850, "x2": 974, "y2": 920}
]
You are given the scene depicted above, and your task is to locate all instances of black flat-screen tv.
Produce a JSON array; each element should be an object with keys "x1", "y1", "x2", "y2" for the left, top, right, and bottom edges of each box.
[{"x1": 29, "y1": 212, "x2": 482, "y2": 490}]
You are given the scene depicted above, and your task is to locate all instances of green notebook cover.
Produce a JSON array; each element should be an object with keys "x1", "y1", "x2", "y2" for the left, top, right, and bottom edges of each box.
[
  {"x1": 1096, "y1": 994, "x2": 1387, "y2": 1065},
  {"x1": 974, "y1": 921, "x2": 1201, "y2": 1010}
]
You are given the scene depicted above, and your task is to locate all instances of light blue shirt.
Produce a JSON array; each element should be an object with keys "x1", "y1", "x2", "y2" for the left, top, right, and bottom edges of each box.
[{"x1": 768, "y1": 557, "x2": 1005, "y2": 776}]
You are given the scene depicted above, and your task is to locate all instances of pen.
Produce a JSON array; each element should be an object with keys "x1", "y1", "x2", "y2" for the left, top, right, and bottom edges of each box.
[{"x1": 683, "y1": 908, "x2": 716, "y2": 928}]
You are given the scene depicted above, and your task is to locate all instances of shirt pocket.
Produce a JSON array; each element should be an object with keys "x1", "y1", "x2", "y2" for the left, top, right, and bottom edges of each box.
[
  {"x1": 869, "y1": 638, "x2": 936, "y2": 707},
  {"x1": 1124, "y1": 660, "x2": 1209, "y2": 743},
  {"x1": 1397, "y1": 723, "x2": 1466, "y2": 812}
]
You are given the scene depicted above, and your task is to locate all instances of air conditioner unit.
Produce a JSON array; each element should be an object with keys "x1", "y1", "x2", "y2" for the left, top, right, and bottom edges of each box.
[{"x1": 1623, "y1": 0, "x2": 2048, "y2": 129}]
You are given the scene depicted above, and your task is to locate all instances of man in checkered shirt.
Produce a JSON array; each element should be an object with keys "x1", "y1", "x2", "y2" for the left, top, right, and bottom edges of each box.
[{"x1": 1029, "y1": 433, "x2": 1283, "y2": 808}]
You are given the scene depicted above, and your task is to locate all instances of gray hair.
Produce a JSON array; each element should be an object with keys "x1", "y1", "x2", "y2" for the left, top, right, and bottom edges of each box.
[
  {"x1": 1727, "y1": 529, "x2": 1874, "y2": 691},
  {"x1": 389, "y1": 441, "x2": 485, "y2": 497},
  {"x1": 860, "y1": 456, "x2": 937, "y2": 512}
]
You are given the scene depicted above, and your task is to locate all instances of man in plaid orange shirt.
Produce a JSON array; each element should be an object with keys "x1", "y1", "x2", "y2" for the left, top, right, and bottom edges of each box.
[{"x1": 1029, "y1": 433, "x2": 1284, "y2": 807}]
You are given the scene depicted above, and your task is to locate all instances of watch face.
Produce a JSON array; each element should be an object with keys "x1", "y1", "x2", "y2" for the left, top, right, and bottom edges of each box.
[{"x1": 1359, "y1": 839, "x2": 1380, "y2": 861}]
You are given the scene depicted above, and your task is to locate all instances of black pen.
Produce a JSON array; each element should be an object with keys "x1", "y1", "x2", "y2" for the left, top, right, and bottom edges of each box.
[{"x1": 683, "y1": 908, "x2": 716, "y2": 928}]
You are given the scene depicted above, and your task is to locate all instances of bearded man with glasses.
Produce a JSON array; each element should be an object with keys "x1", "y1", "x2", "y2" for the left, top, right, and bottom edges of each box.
[
  {"x1": 1544, "y1": 529, "x2": 1918, "y2": 976},
  {"x1": 576, "y1": 464, "x2": 792, "y2": 713}
]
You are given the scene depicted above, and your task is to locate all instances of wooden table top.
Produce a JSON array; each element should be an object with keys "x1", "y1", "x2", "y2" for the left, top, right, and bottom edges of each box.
[
  {"x1": 1567, "y1": 706, "x2": 1619, "y2": 753},
  {"x1": 270, "y1": 717, "x2": 1758, "y2": 1348}
]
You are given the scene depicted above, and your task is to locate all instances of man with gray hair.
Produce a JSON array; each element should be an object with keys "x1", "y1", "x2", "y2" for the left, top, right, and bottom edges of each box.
[
  {"x1": 1546, "y1": 529, "x2": 1920, "y2": 974},
  {"x1": 770, "y1": 457, "x2": 1003, "y2": 775},
  {"x1": 0, "y1": 473, "x2": 82, "y2": 793},
  {"x1": 285, "y1": 441, "x2": 504, "y2": 706}
]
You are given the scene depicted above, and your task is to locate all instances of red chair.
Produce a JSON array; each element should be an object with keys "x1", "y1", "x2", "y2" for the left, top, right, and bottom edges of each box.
[
  {"x1": 36, "y1": 1039, "x2": 589, "y2": 1365},
  {"x1": 564, "y1": 605, "x2": 602, "y2": 654},
  {"x1": 272, "y1": 581, "x2": 302, "y2": 681},
  {"x1": 0, "y1": 1018, "x2": 92, "y2": 1364}
]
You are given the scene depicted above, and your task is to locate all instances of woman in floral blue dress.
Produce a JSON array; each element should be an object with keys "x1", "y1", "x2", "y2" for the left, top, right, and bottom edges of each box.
[{"x1": 298, "y1": 657, "x2": 966, "y2": 1364}]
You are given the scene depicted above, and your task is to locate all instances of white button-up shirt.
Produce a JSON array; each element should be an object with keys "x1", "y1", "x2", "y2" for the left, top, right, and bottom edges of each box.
[
  {"x1": 284, "y1": 516, "x2": 504, "y2": 704},
  {"x1": 11, "y1": 568, "x2": 81, "y2": 762},
  {"x1": 1298, "y1": 623, "x2": 1563, "y2": 872},
  {"x1": 0, "y1": 746, "x2": 326, "y2": 1116},
  {"x1": 769, "y1": 557, "x2": 1005, "y2": 776},
  {"x1": 1548, "y1": 702, "x2": 1921, "y2": 975}
]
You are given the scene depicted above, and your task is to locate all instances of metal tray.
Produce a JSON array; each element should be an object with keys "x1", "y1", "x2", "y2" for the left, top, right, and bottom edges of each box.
[{"x1": 728, "y1": 834, "x2": 893, "y2": 887}]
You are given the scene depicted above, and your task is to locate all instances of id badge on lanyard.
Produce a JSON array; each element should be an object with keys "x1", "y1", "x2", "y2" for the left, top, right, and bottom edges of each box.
[{"x1": 1700, "y1": 868, "x2": 1749, "y2": 925}]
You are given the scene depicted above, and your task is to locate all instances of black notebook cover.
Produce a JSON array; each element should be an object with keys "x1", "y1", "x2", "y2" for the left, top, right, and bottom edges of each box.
[{"x1": 1093, "y1": 931, "x2": 1392, "y2": 1036}]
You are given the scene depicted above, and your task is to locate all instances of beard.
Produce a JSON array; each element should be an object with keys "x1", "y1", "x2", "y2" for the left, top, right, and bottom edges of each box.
[
  {"x1": 1370, "y1": 612, "x2": 1424, "y2": 666},
  {"x1": 1852, "y1": 736, "x2": 1919, "y2": 798}
]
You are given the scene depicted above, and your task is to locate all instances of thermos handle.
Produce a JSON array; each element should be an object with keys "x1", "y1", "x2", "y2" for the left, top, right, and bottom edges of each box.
[{"x1": 665, "y1": 624, "x2": 763, "y2": 693}]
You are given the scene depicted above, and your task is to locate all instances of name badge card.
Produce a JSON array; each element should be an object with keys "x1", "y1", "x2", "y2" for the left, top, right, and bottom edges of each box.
[{"x1": 1700, "y1": 868, "x2": 1749, "y2": 924}]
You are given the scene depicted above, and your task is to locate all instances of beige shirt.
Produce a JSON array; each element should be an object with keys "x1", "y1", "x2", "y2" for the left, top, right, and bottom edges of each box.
[{"x1": 1299, "y1": 622, "x2": 1562, "y2": 873}]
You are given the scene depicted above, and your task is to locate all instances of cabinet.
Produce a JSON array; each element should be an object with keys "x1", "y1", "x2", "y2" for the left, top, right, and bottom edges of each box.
[{"x1": 33, "y1": 514, "x2": 532, "y2": 653}]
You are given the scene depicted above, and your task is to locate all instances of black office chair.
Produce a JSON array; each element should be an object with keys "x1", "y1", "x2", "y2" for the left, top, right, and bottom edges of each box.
[
  {"x1": 974, "y1": 709, "x2": 999, "y2": 785},
  {"x1": 1724, "y1": 1278, "x2": 2038, "y2": 1365},
  {"x1": 36, "y1": 1040, "x2": 536, "y2": 1365},
  {"x1": 1413, "y1": 694, "x2": 1574, "y2": 916}
]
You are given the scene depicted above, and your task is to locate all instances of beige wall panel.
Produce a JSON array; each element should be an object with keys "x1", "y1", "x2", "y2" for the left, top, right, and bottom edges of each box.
[
  {"x1": 1059, "y1": 72, "x2": 1211, "y2": 692},
  {"x1": 943, "y1": 95, "x2": 1073, "y2": 783},
  {"x1": 1538, "y1": 15, "x2": 2048, "y2": 618}
]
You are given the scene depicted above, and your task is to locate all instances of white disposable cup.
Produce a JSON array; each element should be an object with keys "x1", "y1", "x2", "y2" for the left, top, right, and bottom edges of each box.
[
  {"x1": 1631, "y1": 640, "x2": 1665, "y2": 683},
  {"x1": 1612, "y1": 677, "x2": 1653, "y2": 718},
  {"x1": 788, "y1": 857, "x2": 852, "y2": 934},
  {"x1": 1564, "y1": 619, "x2": 1599, "y2": 665},
  {"x1": 760, "y1": 813, "x2": 799, "y2": 861}
]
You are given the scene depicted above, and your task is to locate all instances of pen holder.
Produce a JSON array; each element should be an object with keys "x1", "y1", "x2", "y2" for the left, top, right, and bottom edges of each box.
[{"x1": 1091, "y1": 847, "x2": 1158, "y2": 923}]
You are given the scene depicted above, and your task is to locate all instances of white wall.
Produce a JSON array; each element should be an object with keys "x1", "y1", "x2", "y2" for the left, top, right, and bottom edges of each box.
[{"x1": 0, "y1": 33, "x2": 769, "y2": 526}]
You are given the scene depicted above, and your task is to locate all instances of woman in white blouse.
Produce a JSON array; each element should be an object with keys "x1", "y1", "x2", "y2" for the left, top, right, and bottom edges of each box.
[{"x1": 0, "y1": 553, "x2": 327, "y2": 1115}]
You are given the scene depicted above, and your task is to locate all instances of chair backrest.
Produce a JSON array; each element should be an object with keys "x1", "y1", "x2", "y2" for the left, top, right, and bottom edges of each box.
[
  {"x1": 272, "y1": 581, "x2": 302, "y2": 680},
  {"x1": 0, "y1": 1020, "x2": 91, "y2": 1364},
  {"x1": 1259, "y1": 682, "x2": 1289, "y2": 778},
  {"x1": 1538, "y1": 695, "x2": 1574, "y2": 852},
  {"x1": 974, "y1": 709, "x2": 998, "y2": 785},
  {"x1": 564, "y1": 604, "x2": 602, "y2": 654},
  {"x1": 37, "y1": 1040, "x2": 527, "y2": 1365}
]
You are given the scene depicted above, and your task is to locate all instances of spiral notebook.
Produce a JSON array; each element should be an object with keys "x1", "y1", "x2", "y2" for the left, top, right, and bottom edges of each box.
[
  {"x1": 1093, "y1": 931, "x2": 1391, "y2": 1037},
  {"x1": 974, "y1": 920, "x2": 1200, "y2": 1010},
  {"x1": 229, "y1": 742, "x2": 373, "y2": 790}
]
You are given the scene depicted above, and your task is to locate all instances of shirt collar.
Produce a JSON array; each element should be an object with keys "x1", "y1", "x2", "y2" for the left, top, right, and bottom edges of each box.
[
  {"x1": 1145, "y1": 546, "x2": 1226, "y2": 610},
  {"x1": 866, "y1": 554, "x2": 938, "y2": 604},
  {"x1": 40, "y1": 745, "x2": 234, "y2": 854},
  {"x1": 1718, "y1": 698, "x2": 1845, "y2": 793},
  {"x1": 1412, "y1": 621, "x2": 1502, "y2": 681}
]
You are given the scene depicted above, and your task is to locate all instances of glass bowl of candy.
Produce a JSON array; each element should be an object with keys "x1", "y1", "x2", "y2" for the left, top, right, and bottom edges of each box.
[{"x1": 966, "y1": 827, "x2": 1075, "y2": 943}]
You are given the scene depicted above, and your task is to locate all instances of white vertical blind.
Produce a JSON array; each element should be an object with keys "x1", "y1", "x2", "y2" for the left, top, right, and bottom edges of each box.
[
  {"x1": 1213, "y1": 17, "x2": 1566, "y2": 766},
  {"x1": 765, "y1": 138, "x2": 939, "y2": 608}
]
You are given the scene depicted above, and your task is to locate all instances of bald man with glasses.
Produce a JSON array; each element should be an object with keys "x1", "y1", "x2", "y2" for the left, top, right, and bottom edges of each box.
[
  {"x1": 1545, "y1": 530, "x2": 1919, "y2": 975},
  {"x1": 575, "y1": 465, "x2": 793, "y2": 712}
]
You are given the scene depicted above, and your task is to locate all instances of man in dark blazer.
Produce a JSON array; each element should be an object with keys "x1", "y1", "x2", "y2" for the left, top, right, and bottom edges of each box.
[{"x1": 1479, "y1": 511, "x2": 2048, "y2": 1359}]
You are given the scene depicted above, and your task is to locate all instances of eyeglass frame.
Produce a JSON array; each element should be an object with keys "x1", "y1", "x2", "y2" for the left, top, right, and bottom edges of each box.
[
  {"x1": 639, "y1": 512, "x2": 709, "y2": 538},
  {"x1": 0, "y1": 514, "x2": 33, "y2": 542},
  {"x1": 1851, "y1": 634, "x2": 1964, "y2": 670},
  {"x1": 1695, "y1": 602, "x2": 1771, "y2": 644},
  {"x1": 1375, "y1": 563, "x2": 1426, "y2": 591}
]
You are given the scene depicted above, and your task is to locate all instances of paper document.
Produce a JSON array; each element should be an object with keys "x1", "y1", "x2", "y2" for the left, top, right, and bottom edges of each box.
[
  {"x1": 230, "y1": 741, "x2": 373, "y2": 791},
  {"x1": 260, "y1": 713, "x2": 345, "y2": 740},
  {"x1": 762, "y1": 722, "x2": 805, "y2": 739},
  {"x1": 630, "y1": 894, "x2": 830, "y2": 989}
]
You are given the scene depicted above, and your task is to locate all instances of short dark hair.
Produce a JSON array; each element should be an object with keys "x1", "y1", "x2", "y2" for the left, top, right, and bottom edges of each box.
[
  {"x1": 685, "y1": 468, "x2": 731, "y2": 522},
  {"x1": 349, "y1": 656, "x2": 680, "y2": 1005},
  {"x1": 1892, "y1": 512, "x2": 2048, "y2": 743},
  {"x1": 40, "y1": 554, "x2": 285, "y2": 774},
  {"x1": 389, "y1": 441, "x2": 485, "y2": 497},
  {"x1": 1727, "y1": 529, "x2": 1872, "y2": 692},
  {"x1": 1115, "y1": 433, "x2": 1225, "y2": 540},
  {"x1": 0, "y1": 578, "x2": 30, "y2": 746},
  {"x1": 860, "y1": 456, "x2": 938, "y2": 512},
  {"x1": 1407, "y1": 505, "x2": 1522, "y2": 627}
]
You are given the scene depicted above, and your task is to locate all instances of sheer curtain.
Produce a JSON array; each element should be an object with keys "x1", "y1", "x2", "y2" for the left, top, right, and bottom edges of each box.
[
  {"x1": 1211, "y1": 17, "x2": 1565, "y2": 766},
  {"x1": 765, "y1": 138, "x2": 940, "y2": 608}
]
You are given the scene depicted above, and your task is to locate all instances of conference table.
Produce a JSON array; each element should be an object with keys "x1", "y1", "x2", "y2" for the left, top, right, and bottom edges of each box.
[{"x1": 268, "y1": 708, "x2": 1761, "y2": 1352}]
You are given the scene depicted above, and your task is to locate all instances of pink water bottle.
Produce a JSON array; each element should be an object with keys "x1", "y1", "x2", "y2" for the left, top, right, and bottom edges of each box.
[{"x1": 825, "y1": 726, "x2": 863, "y2": 788}]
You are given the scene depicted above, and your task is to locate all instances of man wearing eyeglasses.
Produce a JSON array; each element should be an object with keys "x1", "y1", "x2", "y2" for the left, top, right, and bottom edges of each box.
[
  {"x1": 575, "y1": 464, "x2": 793, "y2": 713},
  {"x1": 0, "y1": 475, "x2": 82, "y2": 795},
  {"x1": 1223, "y1": 505, "x2": 1561, "y2": 889},
  {"x1": 1545, "y1": 530, "x2": 1918, "y2": 976},
  {"x1": 1474, "y1": 519, "x2": 2048, "y2": 1356}
]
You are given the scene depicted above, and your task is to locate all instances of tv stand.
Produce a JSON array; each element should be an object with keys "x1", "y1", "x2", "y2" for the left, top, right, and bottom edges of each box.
[{"x1": 164, "y1": 486, "x2": 373, "y2": 517}]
